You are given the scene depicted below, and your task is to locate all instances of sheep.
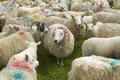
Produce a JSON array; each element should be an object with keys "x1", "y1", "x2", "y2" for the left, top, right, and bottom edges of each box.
[
  {"x1": 86, "y1": 22, "x2": 103, "y2": 37},
  {"x1": 113, "y1": 0, "x2": 120, "y2": 9},
  {"x1": 0, "y1": 12, "x2": 7, "y2": 32},
  {"x1": 8, "y1": 41, "x2": 41, "y2": 66},
  {"x1": 0, "y1": 31, "x2": 34, "y2": 67},
  {"x1": 93, "y1": 12, "x2": 120, "y2": 24},
  {"x1": 68, "y1": 55, "x2": 120, "y2": 80},
  {"x1": 17, "y1": 6, "x2": 41, "y2": 17},
  {"x1": 87, "y1": 22, "x2": 120, "y2": 38},
  {"x1": 45, "y1": 10, "x2": 94, "y2": 18},
  {"x1": 0, "y1": 55, "x2": 37, "y2": 80},
  {"x1": 14, "y1": 0, "x2": 33, "y2": 7},
  {"x1": 43, "y1": 15, "x2": 87, "y2": 40},
  {"x1": 2, "y1": 22, "x2": 48, "y2": 42},
  {"x1": 0, "y1": 24, "x2": 21, "y2": 38},
  {"x1": 91, "y1": 0, "x2": 110, "y2": 12},
  {"x1": 43, "y1": 23, "x2": 74, "y2": 65},
  {"x1": 70, "y1": 1, "x2": 93, "y2": 12},
  {"x1": 81, "y1": 35, "x2": 120, "y2": 59}
]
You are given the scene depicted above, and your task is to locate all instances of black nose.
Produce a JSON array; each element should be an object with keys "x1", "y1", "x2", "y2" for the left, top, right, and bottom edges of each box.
[
  {"x1": 54, "y1": 40, "x2": 57, "y2": 43},
  {"x1": 44, "y1": 31, "x2": 48, "y2": 34},
  {"x1": 77, "y1": 24, "x2": 81, "y2": 27}
]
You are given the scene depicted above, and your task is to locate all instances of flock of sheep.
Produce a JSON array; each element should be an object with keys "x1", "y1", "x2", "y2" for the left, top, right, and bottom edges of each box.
[{"x1": 0, "y1": 0, "x2": 120, "y2": 80}]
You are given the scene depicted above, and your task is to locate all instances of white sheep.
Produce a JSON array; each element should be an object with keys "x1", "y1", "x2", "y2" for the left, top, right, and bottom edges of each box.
[
  {"x1": 91, "y1": 0, "x2": 110, "y2": 12},
  {"x1": 0, "y1": 55, "x2": 37, "y2": 80},
  {"x1": 0, "y1": 24, "x2": 21, "y2": 38},
  {"x1": 70, "y1": 1, "x2": 93, "y2": 12},
  {"x1": 17, "y1": 6, "x2": 41, "y2": 17},
  {"x1": 93, "y1": 12, "x2": 120, "y2": 24},
  {"x1": 43, "y1": 23, "x2": 74, "y2": 65},
  {"x1": 82, "y1": 35, "x2": 120, "y2": 58},
  {"x1": 68, "y1": 55, "x2": 120, "y2": 80},
  {"x1": 86, "y1": 22, "x2": 103, "y2": 37},
  {"x1": 0, "y1": 31, "x2": 34, "y2": 67},
  {"x1": 87, "y1": 22, "x2": 120, "y2": 38},
  {"x1": 97, "y1": 23, "x2": 120, "y2": 37},
  {"x1": 113, "y1": 0, "x2": 120, "y2": 9},
  {"x1": 8, "y1": 41, "x2": 41, "y2": 67}
]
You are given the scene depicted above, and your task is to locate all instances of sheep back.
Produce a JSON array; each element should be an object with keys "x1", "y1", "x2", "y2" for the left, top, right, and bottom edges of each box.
[
  {"x1": 0, "y1": 31, "x2": 34, "y2": 67},
  {"x1": 97, "y1": 23, "x2": 120, "y2": 37},
  {"x1": 68, "y1": 55, "x2": 115, "y2": 80},
  {"x1": 93, "y1": 12, "x2": 120, "y2": 24}
]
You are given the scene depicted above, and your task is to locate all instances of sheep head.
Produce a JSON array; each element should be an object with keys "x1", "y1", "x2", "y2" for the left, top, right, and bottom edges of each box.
[
  {"x1": 31, "y1": 22, "x2": 48, "y2": 34},
  {"x1": 71, "y1": 14, "x2": 85, "y2": 30},
  {"x1": 54, "y1": 26, "x2": 69, "y2": 44},
  {"x1": 8, "y1": 54, "x2": 39, "y2": 69}
]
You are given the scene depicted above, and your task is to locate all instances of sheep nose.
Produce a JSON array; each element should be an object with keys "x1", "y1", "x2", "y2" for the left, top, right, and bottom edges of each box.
[
  {"x1": 77, "y1": 24, "x2": 81, "y2": 27},
  {"x1": 44, "y1": 31, "x2": 48, "y2": 34},
  {"x1": 54, "y1": 40, "x2": 58, "y2": 43}
]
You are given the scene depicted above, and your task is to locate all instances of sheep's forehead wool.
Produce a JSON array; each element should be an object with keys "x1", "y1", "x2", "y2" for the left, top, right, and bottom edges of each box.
[{"x1": 57, "y1": 26, "x2": 70, "y2": 37}]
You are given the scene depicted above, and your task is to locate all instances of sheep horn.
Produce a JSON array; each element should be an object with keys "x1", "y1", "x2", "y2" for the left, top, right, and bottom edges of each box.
[{"x1": 31, "y1": 22, "x2": 40, "y2": 31}]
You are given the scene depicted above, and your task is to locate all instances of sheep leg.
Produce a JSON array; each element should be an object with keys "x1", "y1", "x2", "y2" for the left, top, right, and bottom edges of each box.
[
  {"x1": 57, "y1": 58, "x2": 60, "y2": 65},
  {"x1": 60, "y1": 59, "x2": 64, "y2": 66}
]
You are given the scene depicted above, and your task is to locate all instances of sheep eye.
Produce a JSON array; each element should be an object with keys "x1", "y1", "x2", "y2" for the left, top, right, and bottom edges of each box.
[
  {"x1": 32, "y1": 59, "x2": 35, "y2": 62},
  {"x1": 61, "y1": 33, "x2": 63, "y2": 35}
]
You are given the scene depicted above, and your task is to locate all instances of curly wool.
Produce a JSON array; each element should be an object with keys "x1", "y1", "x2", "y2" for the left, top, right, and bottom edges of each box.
[
  {"x1": 0, "y1": 31, "x2": 34, "y2": 67},
  {"x1": 97, "y1": 23, "x2": 120, "y2": 37},
  {"x1": 0, "y1": 60, "x2": 36, "y2": 80},
  {"x1": 43, "y1": 24, "x2": 74, "y2": 59},
  {"x1": 68, "y1": 55, "x2": 118, "y2": 80},
  {"x1": 93, "y1": 12, "x2": 120, "y2": 24}
]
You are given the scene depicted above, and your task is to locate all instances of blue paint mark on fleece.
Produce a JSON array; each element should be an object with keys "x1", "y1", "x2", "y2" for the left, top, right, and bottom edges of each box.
[
  {"x1": 12, "y1": 72, "x2": 25, "y2": 80},
  {"x1": 109, "y1": 60, "x2": 118, "y2": 66}
]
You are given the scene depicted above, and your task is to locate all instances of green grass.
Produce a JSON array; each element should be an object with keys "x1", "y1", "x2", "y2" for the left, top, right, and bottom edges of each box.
[{"x1": 37, "y1": 39, "x2": 84, "y2": 80}]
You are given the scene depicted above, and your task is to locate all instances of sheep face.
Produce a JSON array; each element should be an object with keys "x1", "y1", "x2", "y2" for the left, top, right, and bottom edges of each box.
[
  {"x1": 36, "y1": 22, "x2": 48, "y2": 34},
  {"x1": 54, "y1": 29, "x2": 65, "y2": 44},
  {"x1": 87, "y1": 23, "x2": 94, "y2": 31},
  {"x1": 28, "y1": 57, "x2": 39, "y2": 69},
  {"x1": 72, "y1": 15, "x2": 84, "y2": 29}
]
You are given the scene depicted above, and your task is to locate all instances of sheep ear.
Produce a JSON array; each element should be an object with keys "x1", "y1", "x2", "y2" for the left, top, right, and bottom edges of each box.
[
  {"x1": 8, "y1": 26, "x2": 13, "y2": 30},
  {"x1": 25, "y1": 54, "x2": 29, "y2": 62},
  {"x1": 81, "y1": 15, "x2": 84, "y2": 18},
  {"x1": 37, "y1": 41, "x2": 41, "y2": 45},
  {"x1": 25, "y1": 41, "x2": 30, "y2": 45},
  {"x1": 71, "y1": 15, "x2": 75, "y2": 19}
]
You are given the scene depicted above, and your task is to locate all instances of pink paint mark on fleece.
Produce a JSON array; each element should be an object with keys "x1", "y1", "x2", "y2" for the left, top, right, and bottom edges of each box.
[{"x1": 9, "y1": 60, "x2": 32, "y2": 70}]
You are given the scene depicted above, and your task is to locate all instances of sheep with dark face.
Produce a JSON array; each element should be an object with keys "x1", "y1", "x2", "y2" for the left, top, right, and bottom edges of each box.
[{"x1": 2, "y1": 22, "x2": 48, "y2": 42}]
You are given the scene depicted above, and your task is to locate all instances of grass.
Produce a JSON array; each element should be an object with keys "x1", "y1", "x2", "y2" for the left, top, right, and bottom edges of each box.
[{"x1": 37, "y1": 39, "x2": 84, "y2": 80}]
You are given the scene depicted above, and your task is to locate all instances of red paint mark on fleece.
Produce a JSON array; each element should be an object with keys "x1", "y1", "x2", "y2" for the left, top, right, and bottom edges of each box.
[
  {"x1": 58, "y1": 26, "x2": 64, "y2": 30},
  {"x1": 19, "y1": 32, "x2": 25, "y2": 35}
]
